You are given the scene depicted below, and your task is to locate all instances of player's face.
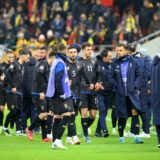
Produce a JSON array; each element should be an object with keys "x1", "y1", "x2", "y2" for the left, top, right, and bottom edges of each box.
[
  {"x1": 40, "y1": 50, "x2": 47, "y2": 59},
  {"x1": 83, "y1": 46, "x2": 93, "y2": 58},
  {"x1": 116, "y1": 46, "x2": 127, "y2": 57},
  {"x1": 68, "y1": 48, "x2": 78, "y2": 61},
  {"x1": 22, "y1": 55, "x2": 29, "y2": 63},
  {"x1": 34, "y1": 50, "x2": 41, "y2": 60},
  {"x1": 103, "y1": 51, "x2": 112, "y2": 63},
  {"x1": 6, "y1": 53, "x2": 14, "y2": 63}
]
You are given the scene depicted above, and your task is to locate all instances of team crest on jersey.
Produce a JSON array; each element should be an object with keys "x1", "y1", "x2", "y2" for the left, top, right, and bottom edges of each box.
[
  {"x1": 40, "y1": 65, "x2": 44, "y2": 70},
  {"x1": 41, "y1": 105, "x2": 44, "y2": 111},
  {"x1": 92, "y1": 60, "x2": 95, "y2": 64},
  {"x1": 108, "y1": 65, "x2": 111, "y2": 69},
  {"x1": 10, "y1": 64, "x2": 14, "y2": 69},
  {"x1": 102, "y1": 67, "x2": 105, "y2": 70},
  {"x1": 11, "y1": 105, "x2": 14, "y2": 109},
  {"x1": 77, "y1": 65, "x2": 80, "y2": 70},
  {"x1": 64, "y1": 103, "x2": 68, "y2": 109}
]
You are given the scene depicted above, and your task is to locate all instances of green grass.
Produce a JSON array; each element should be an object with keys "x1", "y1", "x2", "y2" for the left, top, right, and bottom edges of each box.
[{"x1": 0, "y1": 109, "x2": 159, "y2": 160}]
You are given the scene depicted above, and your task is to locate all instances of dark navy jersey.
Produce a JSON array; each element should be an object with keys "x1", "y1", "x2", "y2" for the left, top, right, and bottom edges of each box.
[
  {"x1": 6, "y1": 60, "x2": 24, "y2": 91},
  {"x1": 79, "y1": 57, "x2": 97, "y2": 92},
  {"x1": 32, "y1": 60, "x2": 50, "y2": 94},
  {"x1": 66, "y1": 60, "x2": 90, "y2": 97},
  {"x1": 96, "y1": 59, "x2": 113, "y2": 95},
  {"x1": 0, "y1": 62, "x2": 10, "y2": 90}
]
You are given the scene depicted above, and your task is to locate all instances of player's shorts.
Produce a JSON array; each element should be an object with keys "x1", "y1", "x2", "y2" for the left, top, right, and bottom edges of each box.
[
  {"x1": 80, "y1": 93, "x2": 98, "y2": 110},
  {"x1": 32, "y1": 97, "x2": 48, "y2": 113},
  {"x1": 50, "y1": 98, "x2": 71, "y2": 115},
  {"x1": 0, "y1": 91, "x2": 7, "y2": 106},
  {"x1": 6, "y1": 93, "x2": 22, "y2": 111}
]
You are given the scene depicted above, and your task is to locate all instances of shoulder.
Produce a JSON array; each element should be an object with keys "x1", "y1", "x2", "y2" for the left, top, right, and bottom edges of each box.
[{"x1": 37, "y1": 60, "x2": 46, "y2": 73}]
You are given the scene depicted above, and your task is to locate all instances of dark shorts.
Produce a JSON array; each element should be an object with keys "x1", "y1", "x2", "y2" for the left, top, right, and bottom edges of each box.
[
  {"x1": 32, "y1": 97, "x2": 48, "y2": 113},
  {"x1": 0, "y1": 91, "x2": 7, "y2": 106},
  {"x1": 7, "y1": 93, "x2": 22, "y2": 111},
  {"x1": 80, "y1": 93, "x2": 98, "y2": 110},
  {"x1": 50, "y1": 98, "x2": 71, "y2": 115}
]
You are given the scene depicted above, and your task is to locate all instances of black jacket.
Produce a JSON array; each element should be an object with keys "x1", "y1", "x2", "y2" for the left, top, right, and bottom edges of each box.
[{"x1": 22, "y1": 57, "x2": 36, "y2": 96}]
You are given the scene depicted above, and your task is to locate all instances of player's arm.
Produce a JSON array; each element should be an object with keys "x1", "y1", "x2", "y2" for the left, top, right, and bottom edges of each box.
[{"x1": 6, "y1": 62, "x2": 17, "y2": 92}]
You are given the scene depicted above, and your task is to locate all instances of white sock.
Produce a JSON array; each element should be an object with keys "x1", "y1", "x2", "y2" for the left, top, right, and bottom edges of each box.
[
  {"x1": 73, "y1": 135, "x2": 79, "y2": 141},
  {"x1": 55, "y1": 139, "x2": 62, "y2": 144}
]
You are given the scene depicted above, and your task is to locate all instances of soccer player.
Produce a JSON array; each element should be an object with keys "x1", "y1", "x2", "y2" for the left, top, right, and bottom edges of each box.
[
  {"x1": 46, "y1": 43, "x2": 71, "y2": 149},
  {"x1": 65, "y1": 44, "x2": 92, "y2": 144},
  {"x1": 94, "y1": 48, "x2": 113, "y2": 137},
  {"x1": 0, "y1": 49, "x2": 14, "y2": 135},
  {"x1": 151, "y1": 53, "x2": 160, "y2": 148},
  {"x1": 78, "y1": 42, "x2": 98, "y2": 143},
  {"x1": 111, "y1": 43, "x2": 144, "y2": 144},
  {"x1": 126, "y1": 48, "x2": 152, "y2": 138},
  {"x1": 25, "y1": 51, "x2": 55, "y2": 142},
  {"x1": 4, "y1": 50, "x2": 29, "y2": 136}
]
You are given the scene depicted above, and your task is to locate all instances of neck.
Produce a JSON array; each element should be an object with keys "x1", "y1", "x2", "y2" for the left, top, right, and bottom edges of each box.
[
  {"x1": 18, "y1": 58, "x2": 23, "y2": 65},
  {"x1": 47, "y1": 59, "x2": 51, "y2": 65},
  {"x1": 82, "y1": 54, "x2": 90, "y2": 60},
  {"x1": 69, "y1": 59, "x2": 76, "y2": 63}
]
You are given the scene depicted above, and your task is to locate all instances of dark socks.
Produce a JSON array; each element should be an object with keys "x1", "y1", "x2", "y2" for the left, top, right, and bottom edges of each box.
[
  {"x1": 46, "y1": 115, "x2": 53, "y2": 134},
  {"x1": 87, "y1": 117, "x2": 95, "y2": 128},
  {"x1": 52, "y1": 118, "x2": 61, "y2": 141},
  {"x1": 140, "y1": 113, "x2": 150, "y2": 134},
  {"x1": 118, "y1": 118, "x2": 127, "y2": 137},
  {"x1": 81, "y1": 118, "x2": 88, "y2": 137},
  {"x1": 56, "y1": 116, "x2": 70, "y2": 139},
  {"x1": 28, "y1": 116, "x2": 41, "y2": 131},
  {"x1": 131, "y1": 115, "x2": 140, "y2": 135},
  {"x1": 0, "y1": 111, "x2": 4, "y2": 126},
  {"x1": 156, "y1": 125, "x2": 160, "y2": 144},
  {"x1": 67, "y1": 114, "x2": 76, "y2": 137},
  {"x1": 41, "y1": 120, "x2": 47, "y2": 139},
  {"x1": 111, "y1": 108, "x2": 117, "y2": 128},
  {"x1": 4, "y1": 112, "x2": 12, "y2": 128}
]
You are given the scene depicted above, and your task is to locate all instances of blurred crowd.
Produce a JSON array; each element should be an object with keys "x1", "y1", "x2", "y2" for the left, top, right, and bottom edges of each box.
[{"x1": 0, "y1": 0, "x2": 160, "y2": 50}]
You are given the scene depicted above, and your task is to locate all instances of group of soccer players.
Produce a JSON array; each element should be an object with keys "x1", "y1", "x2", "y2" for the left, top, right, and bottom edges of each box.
[{"x1": 0, "y1": 41, "x2": 160, "y2": 149}]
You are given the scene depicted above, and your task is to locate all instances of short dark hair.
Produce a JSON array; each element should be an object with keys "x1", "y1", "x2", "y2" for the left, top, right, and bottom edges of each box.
[
  {"x1": 68, "y1": 44, "x2": 81, "y2": 53},
  {"x1": 52, "y1": 43, "x2": 67, "y2": 53},
  {"x1": 100, "y1": 48, "x2": 110, "y2": 58},
  {"x1": 40, "y1": 46, "x2": 49, "y2": 51},
  {"x1": 19, "y1": 49, "x2": 30, "y2": 56},
  {"x1": 81, "y1": 42, "x2": 92, "y2": 50},
  {"x1": 116, "y1": 41, "x2": 128, "y2": 49}
]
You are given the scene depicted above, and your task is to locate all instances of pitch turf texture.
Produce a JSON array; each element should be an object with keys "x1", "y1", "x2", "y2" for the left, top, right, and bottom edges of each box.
[{"x1": 0, "y1": 109, "x2": 159, "y2": 160}]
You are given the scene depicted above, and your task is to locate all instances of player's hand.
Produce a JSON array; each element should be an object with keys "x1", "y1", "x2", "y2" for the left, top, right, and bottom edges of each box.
[
  {"x1": 0, "y1": 73, "x2": 5, "y2": 81},
  {"x1": 12, "y1": 88, "x2": 17, "y2": 93},
  {"x1": 89, "y1": 84, "x2": 94, "y2": 90},
  {"x1": 48, "y1": 110, "x2": 54, "y2": 116},
  {"x1": 99, "y1": 82, "x2": 104, "y2": 90},
  {"x1": 69, "y1": 80, "x2": 72, "y2": 86},
  {"x1": 0, "y1": 106, "x2": 4, "y2": 112},
  {"x1": 40, "y1": 92, "x2": 45, "y2": 100},
  {"x1": 95, "y1": 83, "x2": 100, "y2": 91}
]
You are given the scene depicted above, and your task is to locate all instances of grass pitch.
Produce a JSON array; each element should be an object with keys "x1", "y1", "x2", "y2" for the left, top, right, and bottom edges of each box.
[{"x1": 0, "y1": 109, "x2": 159, "y2": 160}]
